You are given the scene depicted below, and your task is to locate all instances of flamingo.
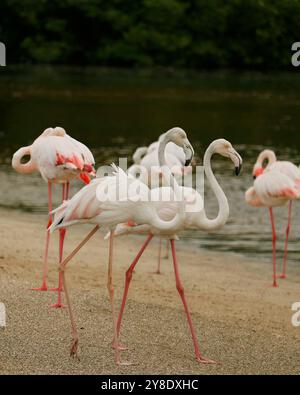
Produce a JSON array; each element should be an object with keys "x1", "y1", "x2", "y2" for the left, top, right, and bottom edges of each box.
[
  {"x1": 251, "y1": 149, "x2": 300, "y2": 280},
  {"x1": 146, "y1": 131, "x2": 188, "y2": 165},
  {"x1": 246, "y1": 162, "x2": 300, "y2": 287},
  {"x1": 110, "y1": 139, "x2": 242, "y2": 364},
  {"x1": 128, "y1": 130, "x2": 193, "y2": 274},
  {"x1": 49, "y1": 127, "x2": 194, "y2": 364},
  {"x1": 12, "y1": 126, "x2": 95, "y2": 307}
]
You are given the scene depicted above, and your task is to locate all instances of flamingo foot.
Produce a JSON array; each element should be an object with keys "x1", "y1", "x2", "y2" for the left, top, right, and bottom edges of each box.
[
  {"x1": 272, "y1": 281, "x2": 279, "y2": 288},
  {"x1": 112, "y1": 341, "x2": 128, "y2": 351},
  {"x1": 50, "y1": 302, "x2": 66, "y2": 308},
  {"x1": 196, "y1": 356, "x2": 217, "y2": 364},
  {"x1": 70, "y1": 339, "x2": 79, "y2": 359},
  {"x1": 117, "y1": 360, "x2": 133, "y2": 366},
  {"x1": 154, "y1": 270, "x2": 162, "y2": 275},
  {"x1": 49, "y1": 287, "x2": 63, "y2": 292},
  {"x1": 31, "y1": 283, "x2": 48, "y2": 291}
]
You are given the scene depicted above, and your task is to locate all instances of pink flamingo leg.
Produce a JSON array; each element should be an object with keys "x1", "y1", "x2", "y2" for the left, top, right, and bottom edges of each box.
[
  {"x1": 51, "y1": 182, "x2": 69, "y2": 307},
  {"x1": 59, "y1": 225, "x2": 100, "y2": 358},
  {"x1": 31, "y1": 181, "x2": 52, "y2": 291},
  {"x1": 107, "y1": 232, "x2": 131, "y2": 365},
  {"x1": 170, "y1": 239, "x2": 216, "y2": 364},
  {"x1": 155, "y1": 238, "x2": 162, "y2": 274},
  {"x1": 269, "y1": 208, "x2": 278, "y2": 287},
  {"x1": 116, "y1": 234, "x2": 153, "y2": 340},
  {"x1": 281, "y1": 201, "x2": 292, "y2": 279}
]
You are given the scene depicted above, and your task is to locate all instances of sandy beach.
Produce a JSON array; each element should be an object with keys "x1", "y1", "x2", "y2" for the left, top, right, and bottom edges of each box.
[{"x1": 0, "y1": 208, "x2": 299, "y2": 375}]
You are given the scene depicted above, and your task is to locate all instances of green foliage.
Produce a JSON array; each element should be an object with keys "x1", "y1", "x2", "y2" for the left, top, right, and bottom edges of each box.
[{"x1": 0, "y1": 0, "x2": 299, "y2": 69}]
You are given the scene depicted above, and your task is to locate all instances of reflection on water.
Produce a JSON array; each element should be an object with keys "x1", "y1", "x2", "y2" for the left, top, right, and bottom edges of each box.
[{"x1": 1, "y1": 67, "x2": 300, "y2": 265}]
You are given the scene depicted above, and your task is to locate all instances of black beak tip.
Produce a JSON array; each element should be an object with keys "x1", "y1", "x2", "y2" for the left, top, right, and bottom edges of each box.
[
  {"x1": 185, "y1": 159, "x2": 191, "y2": 167},
  {"x1": 253, "y1": 175, "x2": 256, "y2": 180},
  {"x1": 235, "y1": 165, "x2": 242, "y2": 176}
]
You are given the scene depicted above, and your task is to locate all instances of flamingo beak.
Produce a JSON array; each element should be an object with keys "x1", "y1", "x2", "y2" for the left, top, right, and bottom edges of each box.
[
  {"x1": 183, "y1": 139, "x2": 194, "y2": 167},
  {"x1": 228, "y1": 148, "x2": 242, "y2": 176},
  {"x1": 235, "y1": 164, "x2": 242, "y2": 176},
  {"x1": 79, "y1": 173, "x2": 91, "y2": 184},
  {"x1": 253, "y1": 167, "x2": 263, "y2": 179}
]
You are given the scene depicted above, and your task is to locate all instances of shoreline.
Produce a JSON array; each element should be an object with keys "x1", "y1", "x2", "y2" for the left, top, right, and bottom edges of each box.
[{"x1": 0, "y1": 208, "x2": 299, "y2": 374}]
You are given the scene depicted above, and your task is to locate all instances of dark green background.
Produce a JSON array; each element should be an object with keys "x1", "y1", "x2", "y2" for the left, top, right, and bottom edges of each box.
[{"x1": 0, "y1": 0, "x2": 299, "y2": 70}]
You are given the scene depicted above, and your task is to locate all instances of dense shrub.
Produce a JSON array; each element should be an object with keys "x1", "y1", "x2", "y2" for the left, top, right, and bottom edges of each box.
[{"x1": 0, "y1": 0, "x2": 299, "y2": 69}]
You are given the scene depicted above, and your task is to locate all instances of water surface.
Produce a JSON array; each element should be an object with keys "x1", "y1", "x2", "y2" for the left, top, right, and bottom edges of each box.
[{"x1": 1, "y1": 67, "x2": 300, "y2": 266}]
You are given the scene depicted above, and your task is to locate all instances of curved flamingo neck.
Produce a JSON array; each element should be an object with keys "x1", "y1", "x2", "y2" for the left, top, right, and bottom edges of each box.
[
  {"x1": 148, "y1": 131, "x2": 185, "y2": 231},
  {"x1": 12, "y1": 146, "x2": 37, "y2": 174},
  {"x1": 158, "y1": 132, "x2": 181, "y2": 196},
  {"x1": 196, "y1": 142, "x2": 229, "y2": 231},
  {"x1": 133, "y1": 147, "x2": 148, "y2": 164},
  {"x1": 257, "y1": 150, "x2": 276, "y2": 169}
]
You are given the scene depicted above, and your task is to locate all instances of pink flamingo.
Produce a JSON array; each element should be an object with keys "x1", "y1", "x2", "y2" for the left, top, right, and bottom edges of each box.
[
  {"x1": 246, "y1": 158, "x2": 300, "y2": 287},
  {"x1": 49, "y1": 128, "x2": 194, "y2": 364},
  {"x1": 251, "y1": 149, "x2": 300, "y2": 280},
  {"x1": 12, "y1": 127, "x2": 95, "y2": 307},
  {"x1": 111, "y1": 139, "x2": 242, "y2": 364}
]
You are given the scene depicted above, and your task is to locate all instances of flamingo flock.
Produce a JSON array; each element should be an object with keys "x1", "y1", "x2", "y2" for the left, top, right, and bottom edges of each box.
[{"x1": 11, "y1": 126, "x2": 298, "y2": 365}]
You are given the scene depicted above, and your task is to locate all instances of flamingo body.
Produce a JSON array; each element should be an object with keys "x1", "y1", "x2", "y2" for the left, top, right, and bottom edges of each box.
[{"x1": 247, "y1": 169, "x2": 300, "y2": 207}]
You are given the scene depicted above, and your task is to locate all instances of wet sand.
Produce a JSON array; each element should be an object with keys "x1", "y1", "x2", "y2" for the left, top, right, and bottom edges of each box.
[{"x1": 0, "y1": 208, "x2": 299, "y2": 374}]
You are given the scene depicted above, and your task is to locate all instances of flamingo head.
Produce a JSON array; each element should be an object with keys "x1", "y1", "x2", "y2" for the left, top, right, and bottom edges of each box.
[
  {"x1": 165, "y1": 127, "x2": 195, "y2": 166},
  {"x1": 252, "y1": 166, "x2": 264, "y2": 179},
  {"x1": 213, "y1": 139, "x2": 243, "y2": 175}
]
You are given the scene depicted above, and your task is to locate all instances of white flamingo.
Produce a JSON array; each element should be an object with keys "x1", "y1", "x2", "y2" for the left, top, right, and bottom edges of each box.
[
  {"x1": 128, "y1": 128, "x2": 193, "y2": 273},
  {"x1": 146, "y1": 131, "x2": 187, "y2": 165},
  {"x1": 49, "y1": 128, "x2": 194, "y2": 364},
  {"x1": 109, "y1": 139, "x2": 242, "y2": 364},
  {"x1": 12, "y1": 126, "x2": 95, "y2": 307}
]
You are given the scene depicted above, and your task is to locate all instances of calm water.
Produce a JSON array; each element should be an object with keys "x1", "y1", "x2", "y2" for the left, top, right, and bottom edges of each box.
[{"x1": 1, "y1": 67, "x2": 300, "y2": 265}]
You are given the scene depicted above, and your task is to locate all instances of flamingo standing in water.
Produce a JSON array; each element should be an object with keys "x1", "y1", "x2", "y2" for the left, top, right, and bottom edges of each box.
[
  {"x1": 12, "y1": 127, "x2": 95, "y2": 307},
  {"x1": 111, "y1": 139, "x2": 242, "y2": 364},
  {"x1": 49, "y1": 127, "x2": 194, "y2": 364},
  {"x1": 250, "y1": 149, "x2": 300, "y2": 283}
]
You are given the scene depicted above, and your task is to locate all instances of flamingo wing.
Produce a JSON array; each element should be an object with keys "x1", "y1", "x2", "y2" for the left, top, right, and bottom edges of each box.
[
  {"x1": 50, "y1": 165, "x2": 153, "y2": 230},
  {"x1": 269, "y1": 161, "x2": 300, "y2": 182},
  {"x1": 254, "y1": 169, "x2": 300, "y2": 203},
  {"x1": 32, "y1": 136, "x2": 86, "y2": 179},
  {"x1": 245, "y1": 186, "x2": 264, "y2": 207},
  {"x1": 66, "y1": 134, "x2": 95, "y2": 166}
]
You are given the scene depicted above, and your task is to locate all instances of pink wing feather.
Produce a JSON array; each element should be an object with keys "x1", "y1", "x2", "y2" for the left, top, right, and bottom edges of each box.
[{"x1": 253, "y1": 169, "x2": 300, "y2": 206}]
